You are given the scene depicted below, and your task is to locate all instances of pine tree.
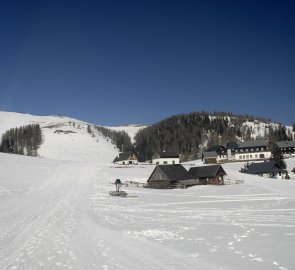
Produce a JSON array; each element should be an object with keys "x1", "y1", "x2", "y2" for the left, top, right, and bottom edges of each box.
[
  {"x1": 87, "y1": 124, "x2": 92, "y2": 134},
  {"x1": 271, "y1": 144, "x2": 286, "y2": 169}
]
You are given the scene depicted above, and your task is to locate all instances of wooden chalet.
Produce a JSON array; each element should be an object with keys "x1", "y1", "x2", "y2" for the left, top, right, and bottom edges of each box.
[
  {"x1": 147, "y1": 164, "x2": 199, "y2": 189},
  {"x1": 113, "y1": 151, "x2": 138, "y2": 165},
  {"x1": 189, "y1": 165, "x2": 227, "y2": 185},
  {"x1": 244, "y1": 161, "x2": 288, "y2": 179},
  {"x1": 202, "y1": 151, "x2": 218, "y2": 164},
  {"x1": 207, "y1": 145, "x2": 227, "y2": 159},
  {"x1": 276, "y1": 141, "x2": 295, "y2": 157},
  {"x1": 202, "y1": 145, "x2": 227, "y2": 164}
]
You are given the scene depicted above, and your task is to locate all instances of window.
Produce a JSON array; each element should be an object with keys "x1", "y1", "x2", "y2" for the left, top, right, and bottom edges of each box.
[{"x1": 163, "y1": 161, "x2": 168, "y2": 165}]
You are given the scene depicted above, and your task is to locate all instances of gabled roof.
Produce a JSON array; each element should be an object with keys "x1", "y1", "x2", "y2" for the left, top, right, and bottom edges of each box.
[
  {"x1": 113, "y1": 151, "x2": 136, "y2": 162},
  {"x1": 202, "y1": 151, "x2": 218, "y2": 158},
  {"x1": 227, "y1": 141, "x2": 239, "y2": 149},
  {"x1": 276, "y1": 141, "x2": 295, "y2": 148},
  {"x1": 238, "y1": 140, "x2": 267, "y2": 149},
  {"x1": 245, "y1": 161, "x2": 283, "y2": 174},
  {"x1": 189, "y1": 165, "x2": 226, "y2": 178},
  {"x1": 207, "y1": 145, "x2": 225, "y2": 152},
  {"x1": 159, "y1": 151, "x2": 179, "y2": 158},
  {"x1": 148, "y1": 164, "x2": 192, "y2": 182}
]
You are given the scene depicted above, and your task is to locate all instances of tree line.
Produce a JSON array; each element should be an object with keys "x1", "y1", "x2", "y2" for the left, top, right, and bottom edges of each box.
[
  {"x1": 94, "y1": 125, "x2": 133, "y2": 152},
  {"x1": 0, "y1": 124, "x2": 43, "y2": 156}
]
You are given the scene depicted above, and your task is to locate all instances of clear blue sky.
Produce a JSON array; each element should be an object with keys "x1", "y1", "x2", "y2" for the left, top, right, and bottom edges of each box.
[{"x1": 0, "y1": 0, "x2": 294, "y2": 126}]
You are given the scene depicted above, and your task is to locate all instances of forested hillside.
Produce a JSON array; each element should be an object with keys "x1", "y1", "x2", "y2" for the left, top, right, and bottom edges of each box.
[
  {"x1": 94, "y1": 125, "x2": 133, "y2": 152},
  {"x1": 0, "y1": 124, "x2": 43, "y2": 156},
  {"x1": 134, "y1": 111, "x2": 294, "y2": 161}
]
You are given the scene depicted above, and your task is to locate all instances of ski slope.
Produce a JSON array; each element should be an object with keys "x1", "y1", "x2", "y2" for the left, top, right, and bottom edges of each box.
[{"x1": 107, "y1": 124, "x2": 147, "y2": 144}]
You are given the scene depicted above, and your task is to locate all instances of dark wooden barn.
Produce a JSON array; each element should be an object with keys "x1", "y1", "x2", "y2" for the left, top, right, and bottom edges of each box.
[
  {"x1": 189, "y1": 165, "x2": 227, "y2": 185},
  {"x1": 147, "y1": 164, "x2": 199, "y2": 189}
]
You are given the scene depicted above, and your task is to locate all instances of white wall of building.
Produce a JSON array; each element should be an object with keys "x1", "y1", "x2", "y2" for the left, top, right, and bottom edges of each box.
[
  {"x1": 234, "y1": 151, "x2": 271, "y2": 161},
  {"x1": 115, "y1": 160, "x2": 138, "y2": 165},
  {"x1": 152, "y1": 158, "x2": 179, "y2": 165}
]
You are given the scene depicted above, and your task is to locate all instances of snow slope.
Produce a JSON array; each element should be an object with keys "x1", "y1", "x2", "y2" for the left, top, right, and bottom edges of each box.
[
  {"x1": 1, "y1": 151, "x2": 295, "y2": 269},
  {"x1": 0, "y1": 111, "x2": 118, "y2": 162},
  {"x1": 107, "y1": 124, "x2": 148, "y2": 143}
]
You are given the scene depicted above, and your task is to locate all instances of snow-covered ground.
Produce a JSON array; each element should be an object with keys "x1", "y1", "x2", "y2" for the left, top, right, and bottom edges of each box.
[
  {"x1": 1, "y1": 111, "x2": 295, "y2": 269},
  {"x1": 1, "y1": 151, "x2": 295, "y2": 269}
]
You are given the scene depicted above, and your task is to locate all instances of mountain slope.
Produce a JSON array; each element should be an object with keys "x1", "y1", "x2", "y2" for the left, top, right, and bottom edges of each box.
[{"x1": 0, "y1": 111, "x2": 118, "y2": 162}]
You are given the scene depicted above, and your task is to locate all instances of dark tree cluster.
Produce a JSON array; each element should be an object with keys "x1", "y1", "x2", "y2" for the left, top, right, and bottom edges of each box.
[
  {"x1": 271, "y1": 144, "x2": 286, "y2": 169},
  {"x1": 94, "y1": 126, "x2": 132, "y2": 152},
  {"x1": 0, "y1": 124, "x2": 43, "y2": 156},
  {"x1": 134, "y1": 112, "x2": 231, "y2": 162},
  {"x1": 268, "y1": 124, "x2": 291, "y2": 151}
]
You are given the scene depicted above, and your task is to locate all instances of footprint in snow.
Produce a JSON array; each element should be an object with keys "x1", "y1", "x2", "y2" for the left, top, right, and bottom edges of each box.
[{"x1": 251, "y1": 257, "x2": 263, "y2": 262}]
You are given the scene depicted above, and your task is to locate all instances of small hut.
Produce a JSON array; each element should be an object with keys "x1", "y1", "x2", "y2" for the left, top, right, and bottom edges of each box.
[{"x1": 189, "y1": 165, "x2": 227, "y2": 185}]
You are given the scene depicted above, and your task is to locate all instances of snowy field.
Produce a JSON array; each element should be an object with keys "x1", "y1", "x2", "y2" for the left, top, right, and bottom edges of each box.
[
  {"x1": 1, "y1": 112, "x2": 295, "y2": 269},
  {"x1": 1, "y1": 152, "x2": 295, "y2": 270}
]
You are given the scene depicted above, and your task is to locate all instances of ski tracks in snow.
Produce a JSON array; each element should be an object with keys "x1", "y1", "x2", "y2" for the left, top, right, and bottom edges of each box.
[
  {"x1": 0, "y1": 162, "x2": 97, "y2": 269},
  {"x1": 1, "y1": 160, "x2": 295, "y2": 269}
]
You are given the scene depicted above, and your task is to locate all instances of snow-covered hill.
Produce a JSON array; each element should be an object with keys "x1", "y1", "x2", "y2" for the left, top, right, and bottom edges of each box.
[{"x1": 0, "y1": 111, "x2": 118, "y2": 162}]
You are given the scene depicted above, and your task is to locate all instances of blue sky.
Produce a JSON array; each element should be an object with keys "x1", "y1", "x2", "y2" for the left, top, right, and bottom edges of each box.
[{"x1": 0, "y1": 0, "x2": 294, "y2": 126}]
